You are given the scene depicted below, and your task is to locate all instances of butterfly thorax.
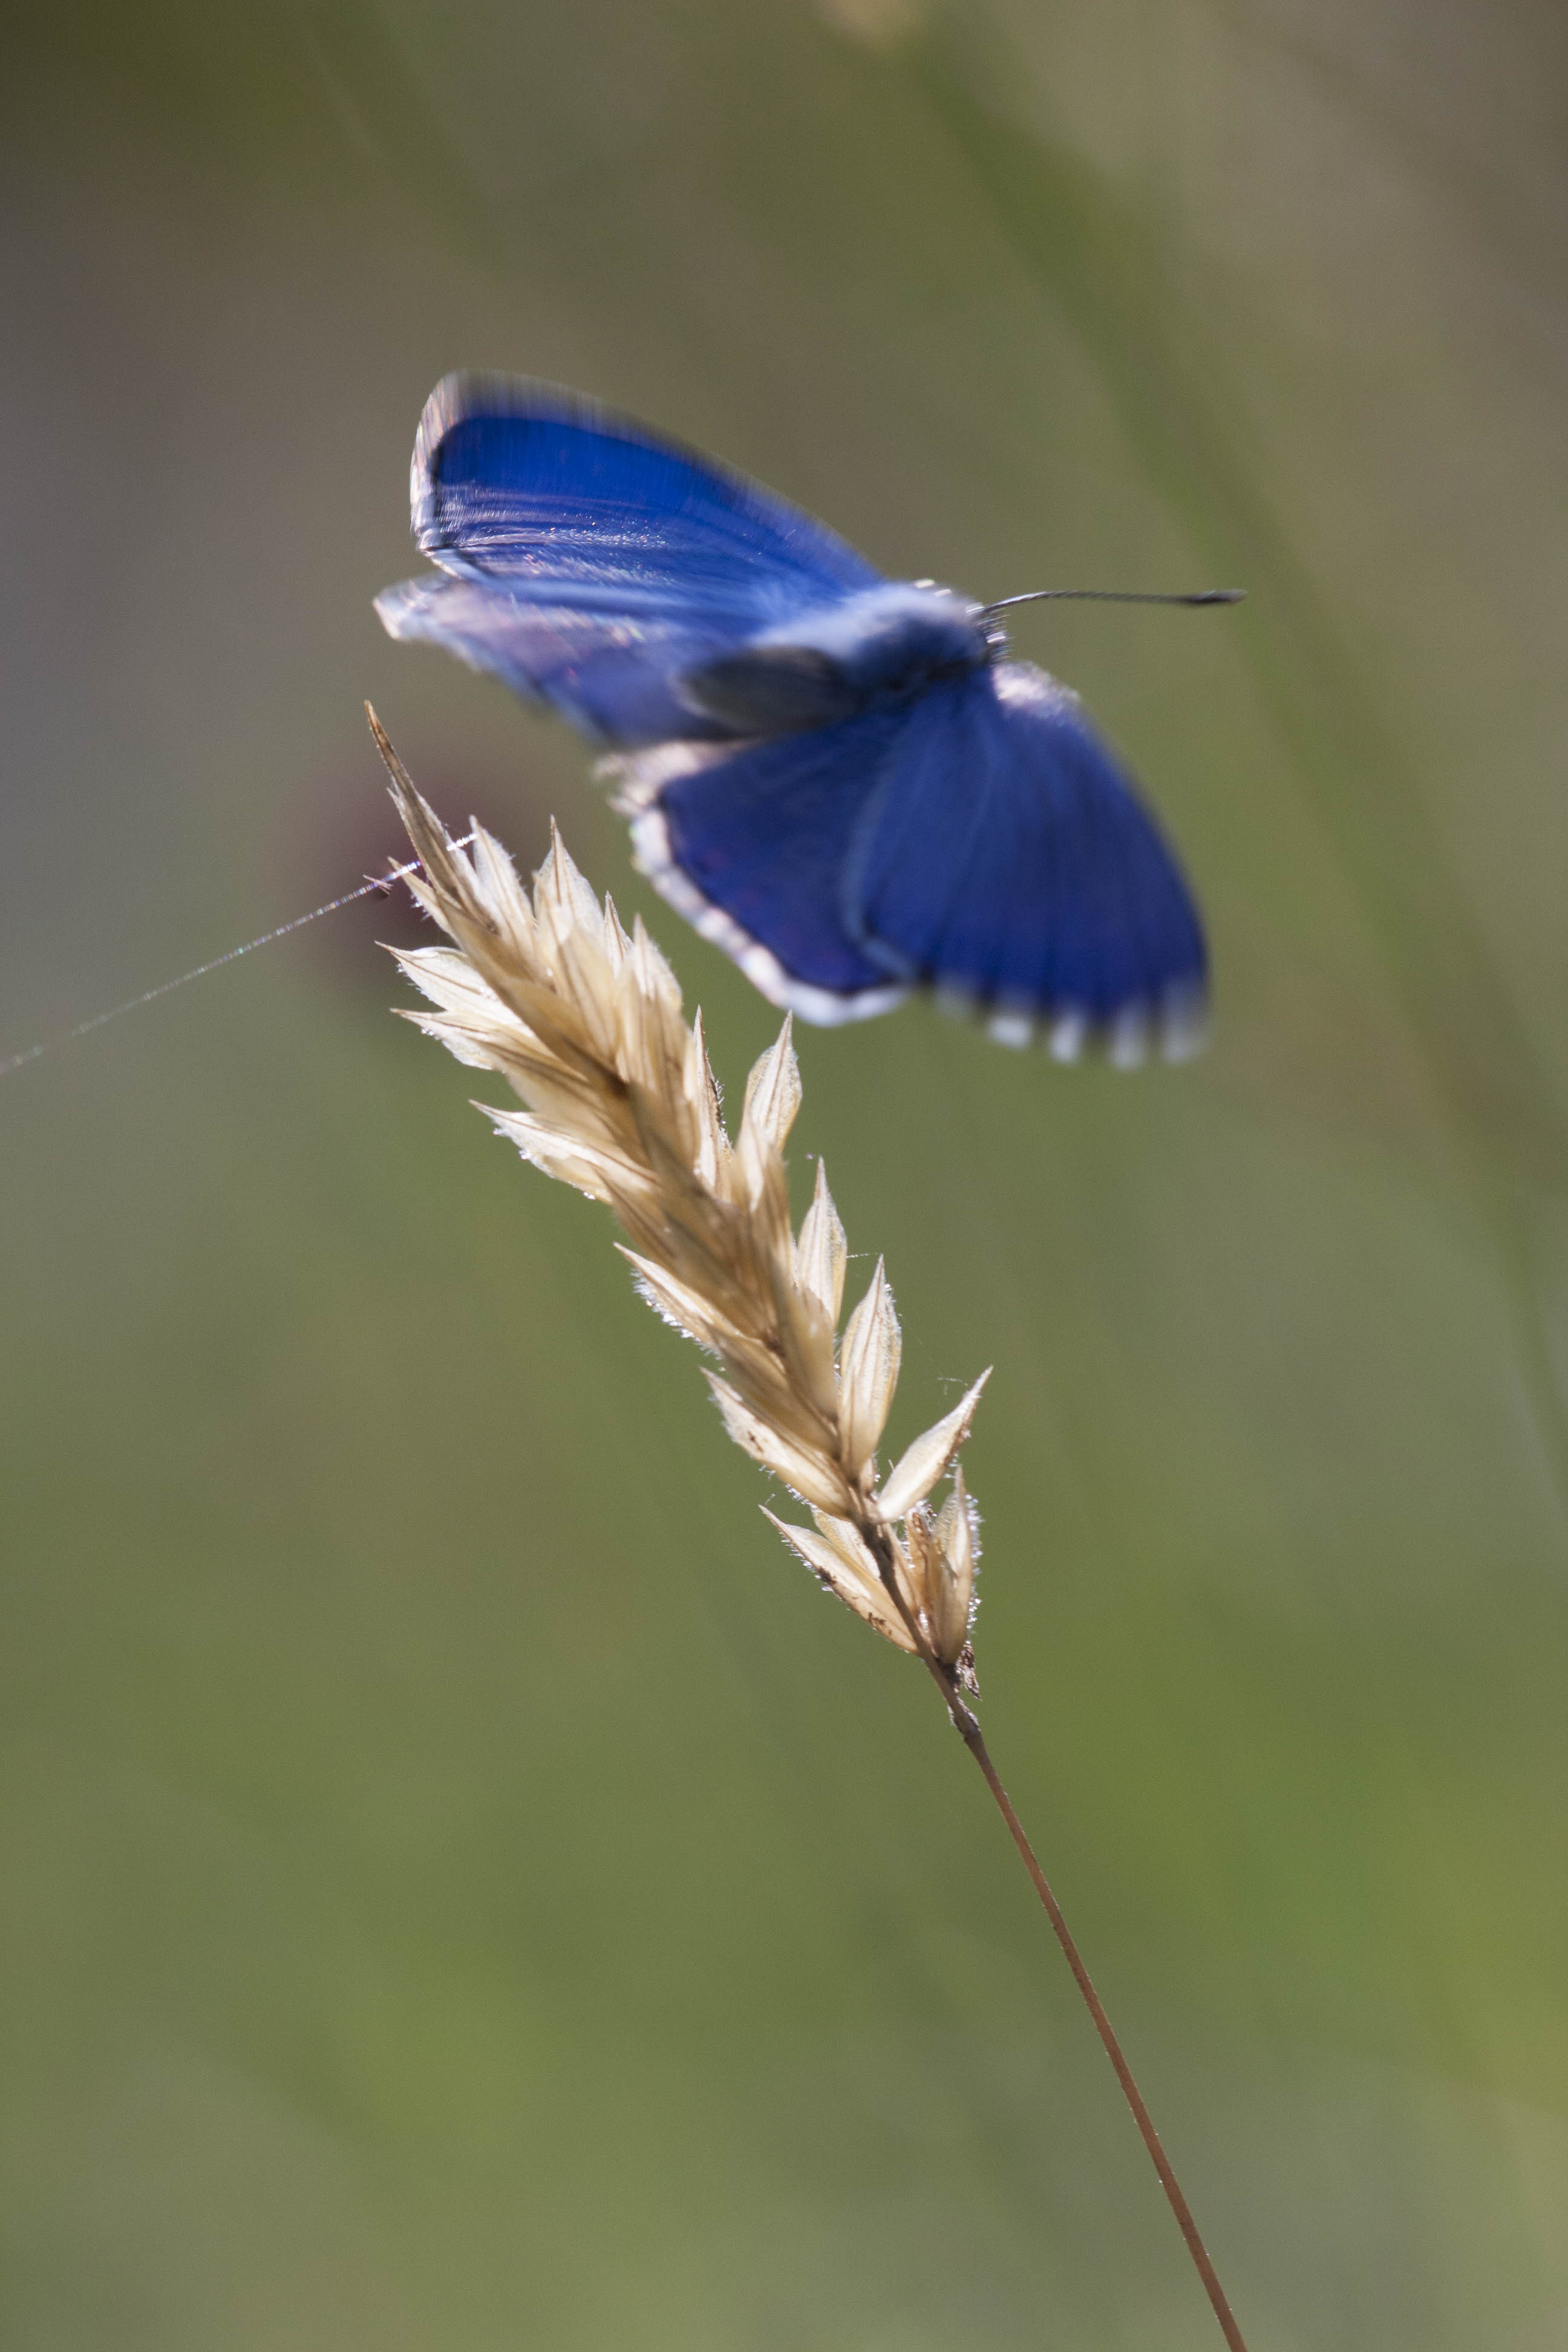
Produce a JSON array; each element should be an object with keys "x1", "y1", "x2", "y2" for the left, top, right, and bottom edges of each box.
[{"x1": 677, "y1": 583, "x2": 987, "y2": 738}]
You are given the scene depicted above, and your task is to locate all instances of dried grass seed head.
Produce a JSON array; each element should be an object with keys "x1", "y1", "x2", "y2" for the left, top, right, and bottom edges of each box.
[{"x1": 374, "y1": 713, "x2": 988, "y2": 1684}]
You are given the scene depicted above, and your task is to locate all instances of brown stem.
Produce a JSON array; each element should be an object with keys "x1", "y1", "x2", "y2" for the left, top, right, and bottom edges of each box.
[
  {"x1": 854, "y1": 1512, "x2": 1248, "y2": 2347},
  {"x1": 935, "y1": 1661, "x2": 1251, "y2": 2352}
]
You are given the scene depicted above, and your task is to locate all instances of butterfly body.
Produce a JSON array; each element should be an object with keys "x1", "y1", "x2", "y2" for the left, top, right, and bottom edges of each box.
[
  {"x1": 377, "y1": 374, "x2": 1207, "y2": 1056},
  {"x1": 680, "y1": 583, "x2": 990, "y2": 736}
]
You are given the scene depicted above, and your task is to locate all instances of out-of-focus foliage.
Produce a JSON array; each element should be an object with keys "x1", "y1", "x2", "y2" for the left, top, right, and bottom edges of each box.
[{"x1": 4, "y1": 4, "x2": 1568, "y2": 2345}]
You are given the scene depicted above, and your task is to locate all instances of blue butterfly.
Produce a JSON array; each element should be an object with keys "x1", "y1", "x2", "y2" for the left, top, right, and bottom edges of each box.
[{"x1": 376, "y1": 374, "x2": 1208, "y2": 1060}]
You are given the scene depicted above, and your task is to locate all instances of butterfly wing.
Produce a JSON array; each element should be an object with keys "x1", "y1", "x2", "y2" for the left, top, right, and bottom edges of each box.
[
  {"x1": 846, "y1": 663, "x2": 1207, "y2": 1058},
  {"x1": 615, "y1": 716, "x2": 913, "y2": 1026},
  {"x1": 375, "y1": 572, "x2": 746, "y2": 747},
  {"x1": 618, "y1": 662, "x2": 1205, "y2": 1055},
  {"x1": 377, "y1": 374, "x2": 883, "y2": 745}
]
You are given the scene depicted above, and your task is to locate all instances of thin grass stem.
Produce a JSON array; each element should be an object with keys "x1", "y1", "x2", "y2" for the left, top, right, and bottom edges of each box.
[
  {"x1": 945, "y1": 1671, "x2": 1249, "y2": 2352},
  {"x1": 857, "y1": 1515, "x2": 1249, "y2": 2351}
]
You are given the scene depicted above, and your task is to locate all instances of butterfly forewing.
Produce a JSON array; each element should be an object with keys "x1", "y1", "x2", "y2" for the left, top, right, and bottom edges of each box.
[
  {"x1": 412, "y1": 374, "x2": 882, "y2": 610},
  {"x1": 380, "y1": 374, "x2": 884, "y2": 747}
]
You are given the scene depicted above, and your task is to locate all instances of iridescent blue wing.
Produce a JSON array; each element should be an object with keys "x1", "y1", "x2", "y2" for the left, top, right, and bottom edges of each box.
[
  {"x1": 619, "y1": 662, "x2": 1205, "y2": 1057},
  {"x1": 376, "y1": 573, "x2": 742, "y2": 747},
  {"x1": 407, "y1": 374, "x2": 880, "y2": 601},
  {"x1": 616, "y1": 715, "x2": 912, "y2": 1027},
  {"x1": 377, "y1": 374, "x2": 883, "y2": 746},
  {"x1": 846, "y1": 664, "x2": 1206, "y2": 1058}
]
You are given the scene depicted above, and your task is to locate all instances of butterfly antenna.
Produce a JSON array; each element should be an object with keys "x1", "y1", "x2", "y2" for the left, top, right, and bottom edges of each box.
[{"x1": 980, "y1": 588, "x2": 1244, "y2": 616}]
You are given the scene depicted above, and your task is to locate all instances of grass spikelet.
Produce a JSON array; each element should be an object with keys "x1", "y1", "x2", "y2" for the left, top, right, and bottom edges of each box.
[
  {"x1": 370, "y1": 709, "x2": 1254, "y2": 2352},
  {"x1": 371, "y1": 709, "x2": 985, "y2": 1681}
]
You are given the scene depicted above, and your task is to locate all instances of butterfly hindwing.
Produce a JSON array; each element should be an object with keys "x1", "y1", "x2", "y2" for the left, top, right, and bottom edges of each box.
[
  {"x1": 621, "y1": 664, "x2": 1204, "y2": 1054},
  {"x1": 845, "y1": 664, "x2": 1206, "y2": 1055},
  {"x1": 615, "y1": 716, "x2": 912, "y2": 1025}
]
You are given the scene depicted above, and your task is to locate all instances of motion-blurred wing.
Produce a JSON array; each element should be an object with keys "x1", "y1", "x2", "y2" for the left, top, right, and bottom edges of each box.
[
  {"x1": 377, "y1": 374, "x2": 883, "y2": 745},
  {"x1": 615, "y1": 716, "x2": 912, "y2": 1027},
  {"x1": 619, "y1": 663, "x2": 1205, "y2": 1052},
  {"x1": 846, "y1": 664, "x2": 1207, "y2": 1058},
  {"x1": 410, "y1": 374, "x2": 881, "y2": 603},
  {"x1": 375, "y1": 573, "x2": 746, "y2": 746}
]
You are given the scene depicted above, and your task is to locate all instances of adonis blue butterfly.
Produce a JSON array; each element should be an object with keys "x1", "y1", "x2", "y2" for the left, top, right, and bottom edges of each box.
[{"x1": 377, "y1": 374, "x2": 1212, "y2": 1060}]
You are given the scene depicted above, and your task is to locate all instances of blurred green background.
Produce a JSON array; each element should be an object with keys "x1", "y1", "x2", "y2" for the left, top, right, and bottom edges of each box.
[{"x1": 4, "y1": 2, "x2": 1568, "y2": 2345}]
